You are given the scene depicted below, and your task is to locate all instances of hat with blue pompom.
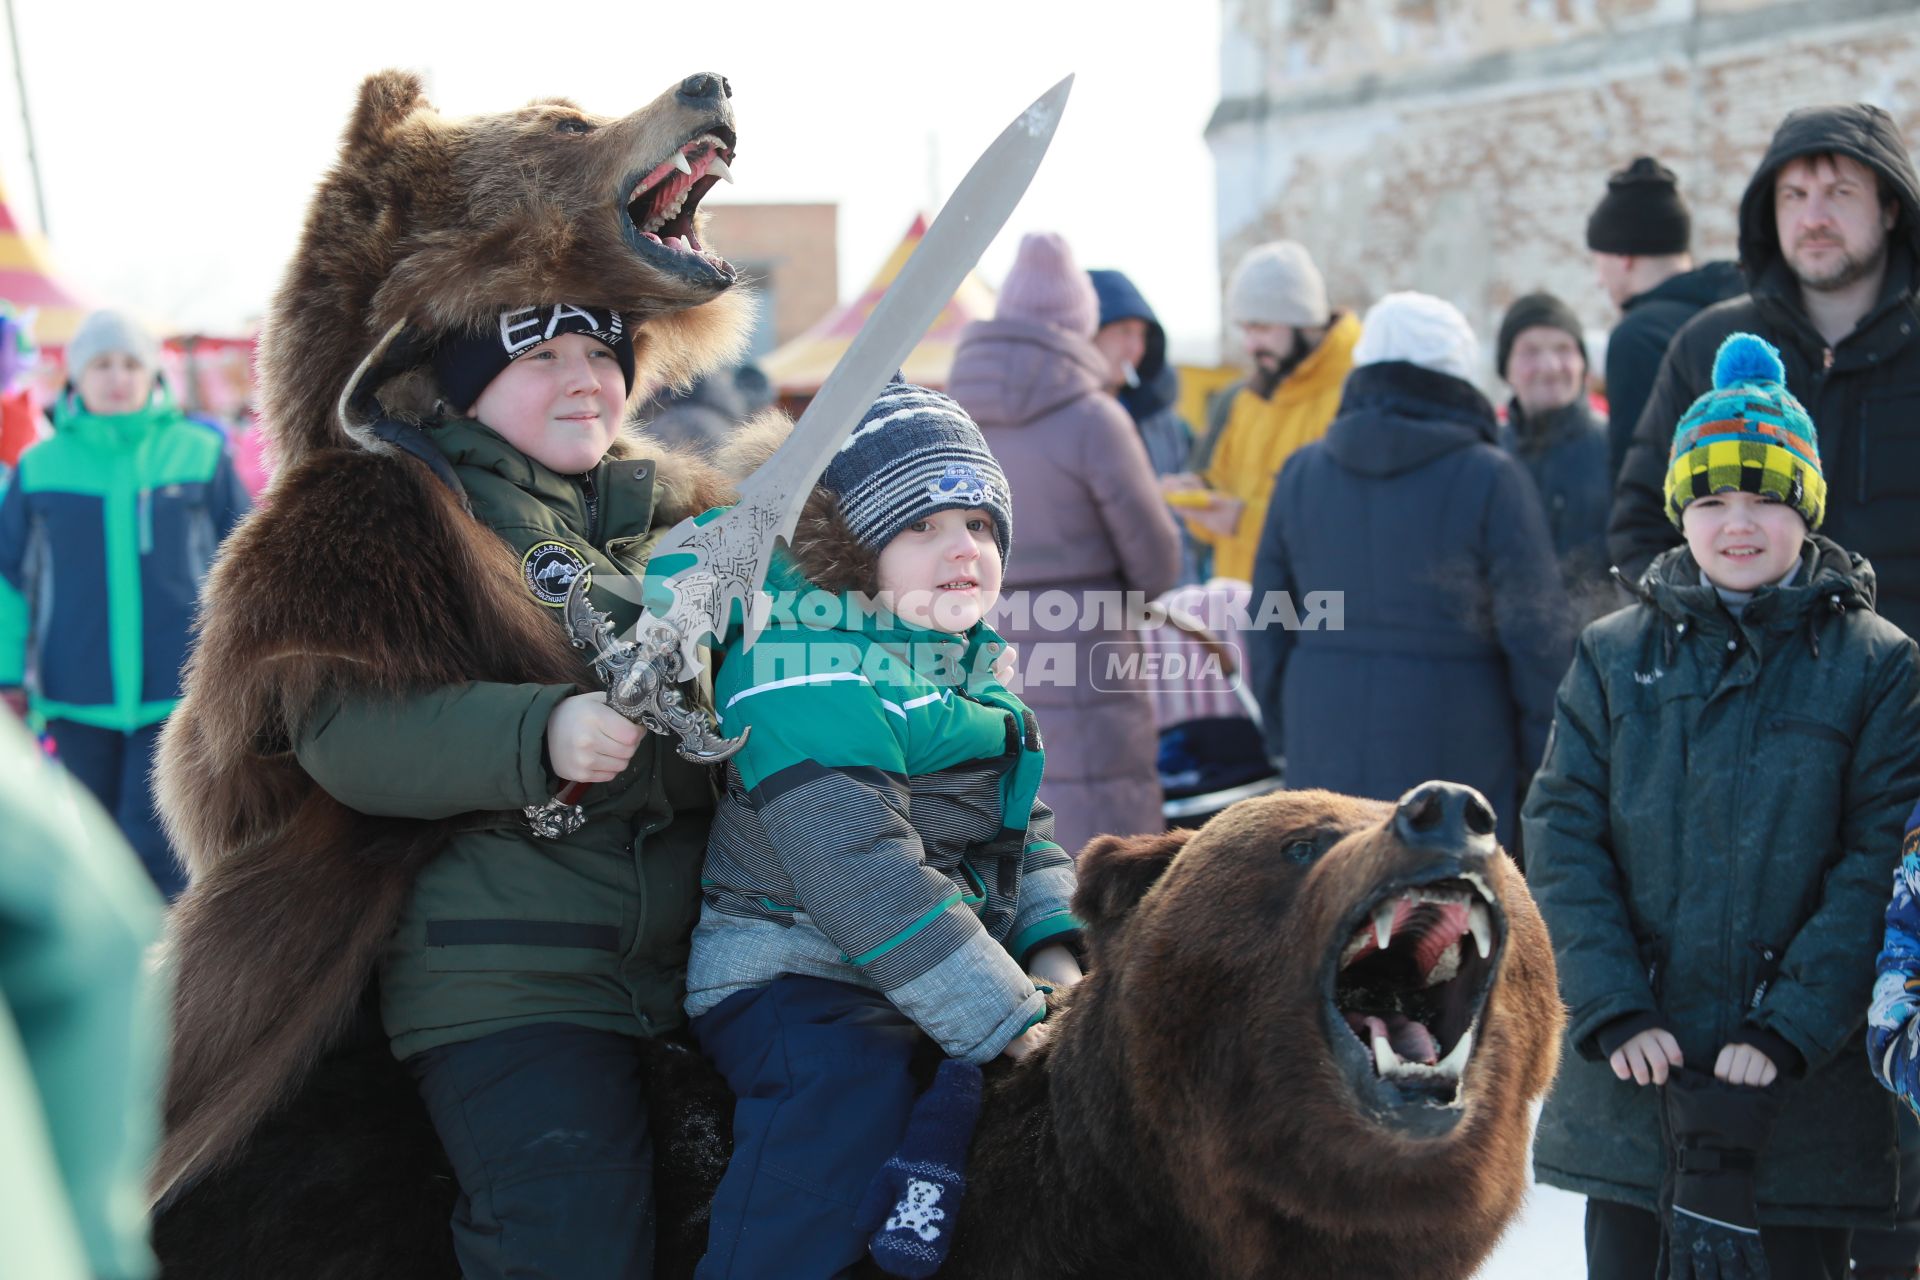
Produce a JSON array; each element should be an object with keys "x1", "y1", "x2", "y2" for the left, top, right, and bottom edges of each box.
[{"x1": 1664, "y1": 333, "x2": 1826, "y2": 530}]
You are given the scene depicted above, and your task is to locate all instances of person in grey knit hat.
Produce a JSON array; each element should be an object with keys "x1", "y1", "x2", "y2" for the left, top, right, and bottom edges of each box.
[
  {"x1": 65, "y1": 310, "x2": 162, "y2": 415},
  {"x1": 1173, "y1": 238, "x2": 1358, "y2": 582},
  {"x1": 3, "y1": 305, "x2": 250, "y2": 900},
  {"x1": 1226, "y1": 240, "x2": 1329, "y2": 331}
]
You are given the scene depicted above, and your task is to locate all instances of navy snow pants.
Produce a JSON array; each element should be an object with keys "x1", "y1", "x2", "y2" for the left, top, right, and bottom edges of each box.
[
  {"x1": 692, "y1": 976, "x2": 924, "y2": 1280},
  {"x1": 51, "y1": 718, "x2": 182, "y2": 899}
]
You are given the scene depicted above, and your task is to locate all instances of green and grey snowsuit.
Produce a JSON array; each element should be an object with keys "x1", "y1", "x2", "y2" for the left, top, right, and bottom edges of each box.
[
  {"x1": 685, "y1": 558, "x2": 1079, "y2": 1064},
  {"x1": 294, "y1": 417, "x2": 713, "y2": 1057}
]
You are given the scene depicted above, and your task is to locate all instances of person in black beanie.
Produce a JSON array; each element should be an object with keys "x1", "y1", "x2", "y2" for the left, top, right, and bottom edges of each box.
[
  {"x1": 1494, "y1": 292, "x2": 1612, "y2": 607},
  {"x1": 1586, "y1": 157, "x2": 1744, "y2": 481}
]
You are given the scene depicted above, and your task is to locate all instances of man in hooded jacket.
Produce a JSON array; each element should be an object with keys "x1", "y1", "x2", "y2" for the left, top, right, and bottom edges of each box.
[{"x1": 1608, "y1": 104, "x2": 1920, "y2": 642}]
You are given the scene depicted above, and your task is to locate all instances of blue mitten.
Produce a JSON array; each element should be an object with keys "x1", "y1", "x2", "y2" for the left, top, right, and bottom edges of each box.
[{"x1": 858, "y1": 1058, "x2": 985, "y2": 1278}]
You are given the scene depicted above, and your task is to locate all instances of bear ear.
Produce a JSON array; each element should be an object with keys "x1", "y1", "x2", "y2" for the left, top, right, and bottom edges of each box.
[
  {"x1": 348, "y1": 69, "x2": 429, "y2": 150},
  {"x1": 1073, "y1": 828, "x2": 1194, "y2": 932}
]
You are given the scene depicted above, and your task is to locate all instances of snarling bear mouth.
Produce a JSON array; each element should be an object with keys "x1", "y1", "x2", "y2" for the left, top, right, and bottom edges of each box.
[
  {"x1": 622, "y1": 126, "x2": 737, "y2": 279},
  {"x1": 1325, "y1": 871, "x2": 1505, "y2": 1126}
]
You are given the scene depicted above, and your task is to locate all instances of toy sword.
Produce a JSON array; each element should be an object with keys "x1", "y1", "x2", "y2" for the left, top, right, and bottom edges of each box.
[{"x1": 526, "y1": 74, "x2": 1074, "y2": 838}]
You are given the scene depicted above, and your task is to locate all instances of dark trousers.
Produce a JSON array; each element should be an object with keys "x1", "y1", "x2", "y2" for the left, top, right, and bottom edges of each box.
[
  {"x1": 692, "y1": 976, "x2": 924, "y2": 1280},
  {"x1": 1852, "y1": 1109, "x2": 1920, "y2": 1272},
  {"x1": 1584, "y1": 1197, "x2": 1851, "y2": 1279},
  {"x1": 51, "y1": 718, "x2": 182, "y2": 899},
  {"x1": 408, "y1": 1023, "x2": 656, "y2": 1280}
]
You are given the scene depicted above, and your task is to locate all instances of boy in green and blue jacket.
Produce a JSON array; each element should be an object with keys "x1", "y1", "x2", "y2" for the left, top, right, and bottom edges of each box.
[
  {"x1": 687, "y1": 381, "x2": 1082, "y2": 1279},
  {"x1": 0, "y1": 311, "x2": 250, "y2": 897}
]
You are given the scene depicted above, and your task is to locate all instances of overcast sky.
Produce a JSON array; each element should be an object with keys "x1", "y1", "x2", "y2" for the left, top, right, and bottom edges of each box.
[{"x1": 0, "y1": 0, "x2": 1225, "y2": 362}]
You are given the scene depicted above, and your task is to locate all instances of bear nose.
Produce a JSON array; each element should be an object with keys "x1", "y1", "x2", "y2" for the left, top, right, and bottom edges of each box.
[
  {"x1": 679, "y1": 73, "x2": 731, "y2": 104},
  {"x1": 1392, "y1": 781, "x2": 1497, "y2": 856}
]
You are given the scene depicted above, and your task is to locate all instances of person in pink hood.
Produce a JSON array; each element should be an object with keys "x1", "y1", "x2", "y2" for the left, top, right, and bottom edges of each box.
[{"x1": 948, "y1": 232, "x2": 1181, "y2": 854}]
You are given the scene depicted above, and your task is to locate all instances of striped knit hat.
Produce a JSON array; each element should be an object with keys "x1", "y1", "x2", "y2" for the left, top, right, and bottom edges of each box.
[
  {"x1": 822, "y1": 378, "x2": 1013, "y2": 562},
  {"x1": 1664, "y1": 333, "x2": 1825, "y2": 530}
]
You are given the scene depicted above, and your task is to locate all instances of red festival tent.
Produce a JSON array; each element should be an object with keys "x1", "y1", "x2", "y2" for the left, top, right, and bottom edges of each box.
[
  {"x1": 0, "y1": 174, "x2": 89, "y2": 348},
  {"x1": 762, "y1": 214, "x2": 996, "y2": 402}
]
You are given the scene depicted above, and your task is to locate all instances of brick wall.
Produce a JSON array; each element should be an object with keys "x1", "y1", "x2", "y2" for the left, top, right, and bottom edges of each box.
[
  {"x1": 1207, "y1": 0, "x2": 1919, "y2": 385},
  {"x1": 699, "y1": 203, "x2": 839, "y2": 354}
]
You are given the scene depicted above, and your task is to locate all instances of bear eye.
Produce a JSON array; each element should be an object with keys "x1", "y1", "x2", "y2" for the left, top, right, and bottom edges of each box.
[
  {"x1": 554, "y1": 118, "x2": 593, "y2": 135},
  {"x1": 1282, "y1": 837, "x2": 1321, "y2": 865}
]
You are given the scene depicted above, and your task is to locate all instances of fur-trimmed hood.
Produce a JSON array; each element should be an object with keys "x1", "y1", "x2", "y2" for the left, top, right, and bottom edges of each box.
[{"x1": 713, "y1": 410, "x2": 879, "y2": 596}]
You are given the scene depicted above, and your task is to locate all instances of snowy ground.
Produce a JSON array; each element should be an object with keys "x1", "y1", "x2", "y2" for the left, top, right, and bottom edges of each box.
[{"x1": 1475, "y1": 1177, "x2": 1588, "y2": 1277}]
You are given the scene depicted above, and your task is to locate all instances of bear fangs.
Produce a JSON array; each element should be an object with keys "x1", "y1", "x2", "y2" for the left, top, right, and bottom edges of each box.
[{"x1": 1375, "y1": 1024, "x2": 1477, "y2": 1096}]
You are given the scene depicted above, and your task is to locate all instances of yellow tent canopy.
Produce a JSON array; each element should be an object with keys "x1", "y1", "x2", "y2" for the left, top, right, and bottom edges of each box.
[
  {"x1": 0, "y1": 175, "x2": 89, "y2": 348},
  {"x1": 762, "y1": 213, "x2": 996, "y2": 397}
]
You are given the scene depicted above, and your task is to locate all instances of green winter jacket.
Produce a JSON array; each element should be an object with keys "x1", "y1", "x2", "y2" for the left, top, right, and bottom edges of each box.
[
  {"x1": 294, "y1": 418, "x2": 713, "y2": 1057},
  {"x1": 685, "y1": 555, "x2": 1077, "y2": 1064},
  {"x1": 0, "y1": 713, "x2": 167, "y2": 1279},
  {"x1": 0, "y1": 390, "x2": 250, "y2": 730},
  {"x1": 1524, "y1": 536, "x2": 1920, "y2": 1226}
]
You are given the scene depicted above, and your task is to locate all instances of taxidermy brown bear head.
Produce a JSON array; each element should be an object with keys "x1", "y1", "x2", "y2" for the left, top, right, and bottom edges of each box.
[
  {"x1": 257, "y1": 69, "x2": 755, "y2": 469},
  {"x1": 1065, "y1": 782, "x2": 1563, "y2": 1279}
]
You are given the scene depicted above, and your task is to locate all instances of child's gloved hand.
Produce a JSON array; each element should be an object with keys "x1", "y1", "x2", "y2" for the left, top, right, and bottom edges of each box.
[
  {"x1": 1659, "y1": 1066, "x2": 1783, "y2": 1280},
  {"x1": 546, "y1": 691, "x2": 644, "y2": 784},
  {"x1": 857, "y1": 1058, "x2": 985, "y2": 1278}
]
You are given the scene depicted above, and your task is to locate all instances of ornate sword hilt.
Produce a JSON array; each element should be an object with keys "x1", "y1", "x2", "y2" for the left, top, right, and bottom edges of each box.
[{"x1": 524, "y1": 574, "x2": 747, "y2": 837}]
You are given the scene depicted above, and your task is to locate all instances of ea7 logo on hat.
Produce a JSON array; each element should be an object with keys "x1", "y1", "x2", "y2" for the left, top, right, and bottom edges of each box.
[
  {"x1": 498, "y1": 304, "x2": 623, "y2": 356},
  {"x1": 521, "y1": 540, "x2": 591, "y2": 607},
  {"x1": 928, "y1": 463, "x2": 994, "y2": 507}
]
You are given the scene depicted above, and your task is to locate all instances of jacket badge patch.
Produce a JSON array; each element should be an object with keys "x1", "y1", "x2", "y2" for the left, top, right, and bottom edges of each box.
[{"x1": 521, "y1": 540, "x2": 590, "y2": 607}]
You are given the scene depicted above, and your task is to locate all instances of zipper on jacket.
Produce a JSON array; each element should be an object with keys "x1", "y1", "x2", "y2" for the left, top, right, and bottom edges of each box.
[
  {"x1": 138, "y1": 487, "x2": 154, "y2": 555},
  {"x1": 580, "y1": 472, "x2": 601, "y2": 544}
]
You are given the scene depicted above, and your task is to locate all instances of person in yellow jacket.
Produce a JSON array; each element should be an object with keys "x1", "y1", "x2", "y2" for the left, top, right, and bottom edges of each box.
[
  {"x1": 1165, "y1": 241, "x2": 1360, "y2": 582},
  {"x1": 0, "y1": 711, "x2": 167, "y2": 1280}
]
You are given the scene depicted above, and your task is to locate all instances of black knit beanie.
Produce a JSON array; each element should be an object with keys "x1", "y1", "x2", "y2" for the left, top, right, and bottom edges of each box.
[
  {"x1": 1496, "y1": 292, "x2": 1588, "y2": 379},
  {"x1": 1586, "y1": 157, "x2": 1691, "y2": 256},
  {"x1": 431, "y1": 304, "x2": 635, "y2": 414}
]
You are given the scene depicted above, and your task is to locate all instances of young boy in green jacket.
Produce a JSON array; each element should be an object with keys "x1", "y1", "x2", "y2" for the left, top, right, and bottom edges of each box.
[
  {"x1": 294, "y1": 304, "x2": 713, "y2": 1280},
  {"x1": 686, "y1": 381, "x2": 1083, "y2": 1279},
  {"x1": 1524, "y1": 334, "x2": 1920, "y2": 1280}
]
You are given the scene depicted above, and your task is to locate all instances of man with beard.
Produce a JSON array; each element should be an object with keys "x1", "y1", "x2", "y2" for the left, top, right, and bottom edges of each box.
[
  {"x1": 1608, "y1": 105, "x2": 1920, "y2": 641},
  {"x1": 1169, "y1": 240, "x2": 1359, "y2": 583}
]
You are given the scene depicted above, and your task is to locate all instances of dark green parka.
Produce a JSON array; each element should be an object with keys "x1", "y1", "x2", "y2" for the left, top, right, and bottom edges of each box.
[
  {"x1": 1524, "y1": 536, "x2": 1920, "y2": 1226},
  {"x1": 295, "y1": 418, "x2": 713, "y2": 1056}
]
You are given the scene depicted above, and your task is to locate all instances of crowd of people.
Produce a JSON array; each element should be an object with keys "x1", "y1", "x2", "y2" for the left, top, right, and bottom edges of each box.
[{"x1": 5, "y1": 91, "x2": 1920, "y2": 1280}]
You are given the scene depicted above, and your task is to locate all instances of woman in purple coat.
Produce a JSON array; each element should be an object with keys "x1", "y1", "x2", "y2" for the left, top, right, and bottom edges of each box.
[{"x1": 948, "y1": 234, "x2": 1182, "y2": 854}]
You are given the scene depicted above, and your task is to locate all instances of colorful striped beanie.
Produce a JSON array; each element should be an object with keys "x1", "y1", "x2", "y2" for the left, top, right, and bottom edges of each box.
[{"x1": 1664, "y1": 333, "x2": 1825, "y2": 530}]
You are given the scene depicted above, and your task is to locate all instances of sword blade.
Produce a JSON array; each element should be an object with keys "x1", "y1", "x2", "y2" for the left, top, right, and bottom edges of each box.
[{"x1": 645, "y1": 74, "x2": 1073, "y2": 654}]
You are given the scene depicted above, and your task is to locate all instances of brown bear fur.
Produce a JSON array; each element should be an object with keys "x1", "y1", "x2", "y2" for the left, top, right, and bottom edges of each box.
[
  {"x1": 148, "y1": 69, "x2": 753, "y2": 1203},
  {"x1": 154, "y1": 787, "x2": 1561, "y2": 1279},
  {"x1": 261, "y1": 68, "x2": 753, "y2": 468},
  {"x1": 944, "y1": 787, "x2": 1563, "y2": 1279}
]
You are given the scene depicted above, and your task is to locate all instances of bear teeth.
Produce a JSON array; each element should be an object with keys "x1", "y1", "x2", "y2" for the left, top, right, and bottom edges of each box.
[
  {"x1": 1468, "y1": 902, "x2": 1492, "y2": 959},
  {"x1": 1376, "y1": 1027, "x2": 1475, "y2": 1087}
]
